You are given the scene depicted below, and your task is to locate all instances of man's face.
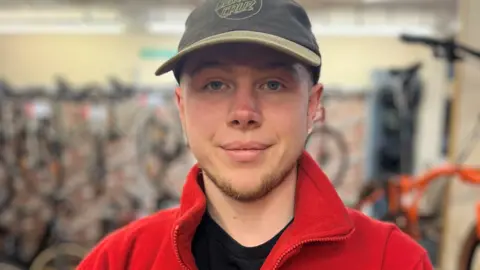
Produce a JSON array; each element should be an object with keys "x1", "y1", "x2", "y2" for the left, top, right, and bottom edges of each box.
[{"x1": 175, "y1": 43, "x2": 323, "y2": 202}]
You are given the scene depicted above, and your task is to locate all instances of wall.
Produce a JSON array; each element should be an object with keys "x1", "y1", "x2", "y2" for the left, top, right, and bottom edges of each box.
[
  {"x1": 0, "y1": 34, "x2": 434, "y2": 87},
  {"x1": 0, "y1": 35, "x2": 179, "y2": 86}
]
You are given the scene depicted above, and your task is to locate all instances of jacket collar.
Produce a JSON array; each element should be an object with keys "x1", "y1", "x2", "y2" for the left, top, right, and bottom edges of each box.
[{"x1": 172, "y1": 150, "x2": 355, "y2": 269}]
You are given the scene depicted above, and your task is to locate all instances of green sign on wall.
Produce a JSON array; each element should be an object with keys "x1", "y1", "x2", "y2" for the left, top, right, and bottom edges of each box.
[{"x1": 139, "y1": 48, "x2": 177, "y2": 60}]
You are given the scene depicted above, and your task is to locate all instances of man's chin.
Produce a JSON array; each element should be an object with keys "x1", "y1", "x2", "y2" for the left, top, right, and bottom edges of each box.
[
  {"x1": 205, "y1": 170, "x2": 283, "y2": 202},
  {"x1": 219, "y1": 185, "x2": 272, "y2": 202}
]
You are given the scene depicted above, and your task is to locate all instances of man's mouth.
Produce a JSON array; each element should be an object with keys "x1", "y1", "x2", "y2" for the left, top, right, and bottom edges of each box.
[
  {"x1": 220, "y1": 142, "x2": 272, "y2": 162},
  {"x1": 220, "y1": 141, "x2": 271, "y2": 151}
]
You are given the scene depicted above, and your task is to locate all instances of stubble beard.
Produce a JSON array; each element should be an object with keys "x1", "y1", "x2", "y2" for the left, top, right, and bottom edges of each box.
[{"x1": 201, "y1": 155, "x2": 301, "y2": 202}]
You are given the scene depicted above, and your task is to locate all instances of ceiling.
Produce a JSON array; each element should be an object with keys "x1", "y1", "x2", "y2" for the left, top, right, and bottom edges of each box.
[
  {"x1": 0, "y1": 0, "x2": 457, "y2": 22},
  {"x1": 0, "y1": 0, "x2": 456, "y2": 8},
  {"x1": 0, "y1": 0, "x2": 457, "y2": 35}
]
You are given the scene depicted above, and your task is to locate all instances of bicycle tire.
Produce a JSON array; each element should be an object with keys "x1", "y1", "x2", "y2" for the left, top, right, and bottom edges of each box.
[
  {"x1": 0, "y1": 173, "x2": 14, "y2": 213},
  {"x1": 29, "y1": 243, "x2": 88, "y2": 270},
  {"x1": 136, "y1": 115, "x2": 168, "y2": 161},
  {"x1": 305, "y1": 125, "x2": 349, "y2": 188},
  {"x1": 0, "y1": 261, "x2": 26, "y2": 270},
  {"x1": 459, "y1": 225, "x2": 480, "y2": 270}
]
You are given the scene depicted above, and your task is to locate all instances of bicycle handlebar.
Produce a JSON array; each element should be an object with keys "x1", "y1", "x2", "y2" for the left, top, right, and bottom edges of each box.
[
  {"x1": 457, "y1": 43, "x2": 480, "y2": 59},
  {"x1": 400, "y1": 34, "x2": 443, "y2": 47},
  {"x1": 400, "y1": 33, "x2": 480, "y2": 62}
]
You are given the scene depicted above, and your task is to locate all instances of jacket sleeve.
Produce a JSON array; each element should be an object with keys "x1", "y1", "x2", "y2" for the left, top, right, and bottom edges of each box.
[
  {"x1": 412, "y1": 252, "x2": 434, "y2": 270},
  {"x1": 382, "y1": 228, "x2": 434, "y2": 270}
]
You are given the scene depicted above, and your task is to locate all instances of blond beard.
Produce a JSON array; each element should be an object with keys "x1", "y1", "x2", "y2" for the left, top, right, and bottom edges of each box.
[{"x1": 200, "y1": 157, "x2": 300, "y2": 202}]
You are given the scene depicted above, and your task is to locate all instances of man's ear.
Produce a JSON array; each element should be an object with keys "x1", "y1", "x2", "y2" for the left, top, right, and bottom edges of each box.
[
  {"x1": 307, "y1": 83, "x2": 323, "y2": 132},
  {"x1": 175, "y1": 85, "x2": 189, "y2": 147},
  {"x1": 175, "y1": 85, "x2": 185, "y2": 121}
]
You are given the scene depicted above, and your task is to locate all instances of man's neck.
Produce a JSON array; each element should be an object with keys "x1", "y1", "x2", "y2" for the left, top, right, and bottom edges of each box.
[{"x1": 202, "y1": 168, "x2": 297, "y2": 247}]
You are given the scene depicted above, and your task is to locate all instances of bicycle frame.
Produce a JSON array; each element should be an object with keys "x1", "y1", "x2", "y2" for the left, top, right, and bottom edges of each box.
[{"x1": 395, "y1": 165, "x2": 480, "y2": 240}]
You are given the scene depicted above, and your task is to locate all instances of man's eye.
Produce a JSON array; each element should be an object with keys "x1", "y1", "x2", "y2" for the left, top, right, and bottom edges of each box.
[
  {"x1": 261, "y1": 81, "x2": 283, "y2": 91},
  {"x1": 204, "y1": 81, "x2": 225, "y2": 91}
]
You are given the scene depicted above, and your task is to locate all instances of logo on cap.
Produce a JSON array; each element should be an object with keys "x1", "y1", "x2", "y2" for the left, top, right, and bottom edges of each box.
[{"x1": 215, "y1": 0, "x2": 262, "y2": 20}]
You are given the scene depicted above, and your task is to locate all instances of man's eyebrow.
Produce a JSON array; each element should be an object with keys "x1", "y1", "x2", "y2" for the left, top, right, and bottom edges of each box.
[{"x1": 190, "y1": 61, "x2": 232, "y2": 76}]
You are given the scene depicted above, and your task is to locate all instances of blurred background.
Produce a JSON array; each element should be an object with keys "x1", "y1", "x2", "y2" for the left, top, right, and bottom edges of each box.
[{"x1": 0, "y1": 0, "x2": 479, "y2": 269}]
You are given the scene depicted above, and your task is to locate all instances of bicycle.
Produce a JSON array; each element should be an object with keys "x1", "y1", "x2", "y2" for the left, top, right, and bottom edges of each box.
[
  {"x1": 0, "y1": 78, "x2": 190, "y2": 269},
  {"x1": 459, "y1": 211, "x2": 480, "y2": 270},
  {"x1": 0, "y1": 88, "x2": 87, "y2": 270},
  {"x1": 111, "y1": 80, "x2": 187, "y2": 209},
  {"x1": 355, "y1": 114, "x2": 480, "y2": 269},
  {"x1": 399, "y1": 33, "x2": 480, "y2": 270},
  {"x1": 29, "y1": 242, "x2": 87, "y2": 270},
  {"x1": 305, "y1": 90, "x2": 350, "y2": 188}
]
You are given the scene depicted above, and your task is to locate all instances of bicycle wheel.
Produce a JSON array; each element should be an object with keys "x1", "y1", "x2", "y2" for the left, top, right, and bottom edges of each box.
[
  {"x1": 305, "y1": 125, "x2": 349, "y2": 187},
  {"x1": 0, "y1": 172, "x2": 14, "y2": 212},
  {"x1": 0, "y1": 261, "x2": 25, "y2": 270},
  {"x1": 29, "y1": 243, "x2": 88, "y2": 270},
  {"x1": 459, "y1": 225, "x2": 480, "y2": 270}
]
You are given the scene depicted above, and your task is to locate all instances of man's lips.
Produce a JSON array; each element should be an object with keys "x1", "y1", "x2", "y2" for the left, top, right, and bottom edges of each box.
[
  {"x1": 219, "y1": 142, "x2": 272, "y2": 162},
  {"x1": 220, "y1": 141, "x2": 271, "y2": 151}
]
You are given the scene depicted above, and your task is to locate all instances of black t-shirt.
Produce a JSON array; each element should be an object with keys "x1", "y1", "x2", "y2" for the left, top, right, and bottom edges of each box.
[{"x1": 192, "y1": 213, "x2": 292, "y2": 270}]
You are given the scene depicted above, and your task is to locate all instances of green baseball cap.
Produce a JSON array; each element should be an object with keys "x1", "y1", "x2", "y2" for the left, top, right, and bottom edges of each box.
[{"x1": 154, "y1": 0, "x2": 322, "y2": 83}]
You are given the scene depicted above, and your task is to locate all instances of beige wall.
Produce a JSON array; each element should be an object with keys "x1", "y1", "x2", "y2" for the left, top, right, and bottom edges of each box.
[
  {"x1": 0, "y1": 35, "x2": 179, "y2": 86},
  {"x1": 0, "y1": 34, "x2": 434, "y2": 87},
  {"x1": 441, "y1": 0, "x2": 480, "y2": 268}
]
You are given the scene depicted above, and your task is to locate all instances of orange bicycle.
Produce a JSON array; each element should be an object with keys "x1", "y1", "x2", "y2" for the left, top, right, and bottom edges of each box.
[
  {"x1": 355, "y1": 114, "x2": 480, "y2": 269},
  {"x1": 356, "y1": 165, "x2": 480, "y2": 270}
]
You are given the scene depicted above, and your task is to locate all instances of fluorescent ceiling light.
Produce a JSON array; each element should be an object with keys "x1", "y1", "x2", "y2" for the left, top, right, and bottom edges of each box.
[
  {"x1": 0, "y1": 23, "x2": 126, "y2": 34},
  {"x1": 148, "y1": 7, "x2": 193, "y2": 21},
  {"x1": 147, "y1": 22, "x2": 185, "y2": 35},
  {"x1": 0, "y1": 10, "x2": 85, "y2": 20},
  {"x1": 0, "y1": 9, "x2": 120, "y2": 21},
  {"x1": 89, "y1": 10, "x2": 120, "y2": 20},
  {"x1": 362, "y1": 0, "x2": 397, "y2": 3},
  {"x1": 163, "y1": 8, "x2": 194, "y2": 22}
]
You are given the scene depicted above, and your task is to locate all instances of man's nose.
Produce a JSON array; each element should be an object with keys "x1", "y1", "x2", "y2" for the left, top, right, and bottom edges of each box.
[{"x1": 227, "y1": 88, "x2": 262, "y2": 130}]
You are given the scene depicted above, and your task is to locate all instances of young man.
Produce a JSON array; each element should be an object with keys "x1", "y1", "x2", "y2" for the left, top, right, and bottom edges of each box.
[{"x1": 78, "y1": 0, "x2": 433, "y2": 269}]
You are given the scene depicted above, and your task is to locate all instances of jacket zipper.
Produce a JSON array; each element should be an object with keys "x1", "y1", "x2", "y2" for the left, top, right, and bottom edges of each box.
[
  {"x1": 271, "y1": 235, "x2": 351, "y2": 270},
  {"x1": 173, "y1": 225, "x2": 191, "y2": 270}
]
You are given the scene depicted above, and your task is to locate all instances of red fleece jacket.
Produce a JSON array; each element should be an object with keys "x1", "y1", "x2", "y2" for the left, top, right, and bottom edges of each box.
[{"x1": 77, "y1": 151, "x2": 433, "y2": 270}]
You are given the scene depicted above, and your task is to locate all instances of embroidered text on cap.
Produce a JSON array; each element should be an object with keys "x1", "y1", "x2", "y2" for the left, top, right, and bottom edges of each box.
[{"x1": 215, "y1": 0, "x2": 263, "y2": 20}]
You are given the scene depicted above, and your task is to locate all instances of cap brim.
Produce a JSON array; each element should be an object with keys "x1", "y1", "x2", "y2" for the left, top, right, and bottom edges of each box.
[{"x1": 154, "y1": 30, "x2": 321, "y2": 77}]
